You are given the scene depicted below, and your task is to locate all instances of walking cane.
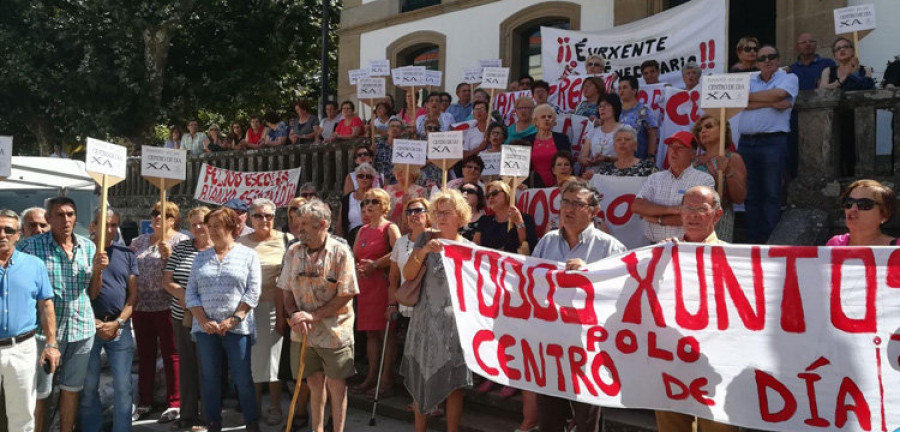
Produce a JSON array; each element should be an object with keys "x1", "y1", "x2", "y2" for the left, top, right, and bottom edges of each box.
[
  {"x1": 369, "y1": 311, "x2": 400, "y2": 426},
  {"x1": 286, "y1": 327, "x2": 309, "y2": 432}
]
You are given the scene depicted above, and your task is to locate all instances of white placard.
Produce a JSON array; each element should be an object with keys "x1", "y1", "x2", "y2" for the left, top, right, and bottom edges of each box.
[
  {"x1": 0, "y1": 136, "x2": 11, "y2": 179},
  {"x1": 391, "y1": 139, "x2": 428, "y2": 166},
  {"x1": 425, "y1": 70, "x2": 443, "y2": 87},
  {"x1": 85, "y1": 137, "x2": 127, "y2": 179},
  {"x1": 463, "y1": 68, "x2": 482, "y2": 84},
  {"x1": 141, "y1": 146, "x2": 187, "y2": 180},
  {"x1": 427, "y1": 131, "x2": 464, "y2": 160},
  {"x1": 367, "y1": 60, "x2": 390, "y2": 77},
  {"x1": 480, "y1": 152, "x2": 501, "y2": 176},
  {"x1": 392, "y1": 66, "x2": 427, "y2": 87},
  {"x1": 478, "y1": 59, "x2": 502, "y2": 72},
  {"x1": 833, "y1": 4, "x2": 876, "y2": 34},
  {"x1": 357, "y1": 77, "x2": 386, "y2": 100},
  {"x1": 699, "y1": 73, "x2": 750, "y2": 109},
  {"x1": 500, "y1": 145, "x2": 531, "y2": 178},
  {"x1": 480, "y1": 67, "x2": 510, "y2": 90},
  {"x1": 349, "y1": 69, "x2": 369, "y2": 86}
]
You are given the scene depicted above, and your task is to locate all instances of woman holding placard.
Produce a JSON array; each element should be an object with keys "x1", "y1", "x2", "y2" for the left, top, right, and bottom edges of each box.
[
  {"x1": 338, "y1": 162, "x2": 377, "y2": 246},
  {"x1": 579, "y1": 94, "x2": 622, "y2": 172},
  {"x1": 691, "y1": 114, "x2": 747, "y2": 242},
  {"x1": 402, "y1": 190, "x2": 474, "y2": 432},
  {"x1": 827, "y1": 180, "x2": 897, "y2": 246},
  {"x1": 523, "y1": 103, "x2": 571, "y2": 187},
  {"x1": 131, "y1": 201, "x2": 190, "y2": 421}
]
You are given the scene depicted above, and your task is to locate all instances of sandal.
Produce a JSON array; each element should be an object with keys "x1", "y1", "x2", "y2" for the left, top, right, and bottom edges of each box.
[
  {"x1": 133, "y1": 405, "x2": 152, "y2": 421},
  {"x1": 366, "y1": 384, "x2": 395, "y2": 399},
  {"x1": 158, "y1": 407, "x2": 180, "y2": 423},
  {"x1": 265, "y1": 408, "x2": 283, "y2": 426}
]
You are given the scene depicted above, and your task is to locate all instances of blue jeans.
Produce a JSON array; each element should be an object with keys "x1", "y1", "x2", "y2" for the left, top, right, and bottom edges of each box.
[
  {"x1": 195, "y1": 332, "x2": 258, "y2": 425},
  {"x1": 79, "y1": 322, "x2": 134, "y2": 432},
  {"x1": 739, "y1": 133, "x2": 788, "y2": 243}
]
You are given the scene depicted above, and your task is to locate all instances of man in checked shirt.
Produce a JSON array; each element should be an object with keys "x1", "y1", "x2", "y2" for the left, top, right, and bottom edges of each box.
[{"x1": 18, "y1": 197, "x2": 104, "y2": 432}]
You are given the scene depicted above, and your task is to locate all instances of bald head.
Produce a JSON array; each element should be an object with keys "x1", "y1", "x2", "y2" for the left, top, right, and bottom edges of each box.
[
  {"x1": 795, "y1": 33, "x2": 818, "y2": 58},
  {"x1": 681, "y1": 186, "x2": 723, "y2": 241}
]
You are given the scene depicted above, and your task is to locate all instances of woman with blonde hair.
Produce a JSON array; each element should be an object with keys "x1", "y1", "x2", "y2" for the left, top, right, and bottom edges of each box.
[
  {"x1": 731, "y1": 36, "x2": 759, "y2": 72},
  {"x1": 353, "y1": 188, "x2": 402, "y2": 396},
  {"x1": 402, "y1": 190, "x2": 474, "y2": 432}
]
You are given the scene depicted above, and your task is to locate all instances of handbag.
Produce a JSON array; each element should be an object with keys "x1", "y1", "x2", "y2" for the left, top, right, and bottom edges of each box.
[{"x1": 395, "y1": 232, "x2": 432, "y2": 307}]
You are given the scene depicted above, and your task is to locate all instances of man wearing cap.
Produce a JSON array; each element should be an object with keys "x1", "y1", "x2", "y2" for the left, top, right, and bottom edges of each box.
[
  {"x1": 223, "y1": 198, "x2": 255, "y2": 237},
  {"x1": 633, "y1": 131, "x2": 714, "y2": 243},
  {"x1": 654, "y1": 186, "x2": 738, "y2": 432},
  {"x1": 741, "y1": 45, "x2": 798, "y2": 243},
  {"x1": 0, "y1": 209, "x2": 59, "y2": 431}
]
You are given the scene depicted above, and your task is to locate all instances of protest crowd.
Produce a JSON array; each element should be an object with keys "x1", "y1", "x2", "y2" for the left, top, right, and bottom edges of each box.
[{"x1": 3, "y1": 23, "x2": 899, "y2": 432}]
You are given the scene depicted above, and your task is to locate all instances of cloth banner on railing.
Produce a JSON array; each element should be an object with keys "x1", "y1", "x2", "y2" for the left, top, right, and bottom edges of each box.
[
  {"x1": 193, "y1": 163, "x2": 301, "y2": 207},
  {"x1": 440, "y1": 242, "x2": 900, "y2": 432},
  {"x1": 540, "y1": 0, "x2": 726, "y2": 83},
  {"x1": 515, "y1": 176, "x2": 645, "y2": 245}
]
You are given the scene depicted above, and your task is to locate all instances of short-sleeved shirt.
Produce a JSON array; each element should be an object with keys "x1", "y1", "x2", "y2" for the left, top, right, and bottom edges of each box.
[
  {"x1": 790, "y1": 55, "x2": 836, "y2": 90},
  {"x1": 181, "y1": 132, "x2": 208, "y2": 155},
  {"x1": 415, "y1": 113, "x2": 455, "y2": 136},
  {"x1": 0, "y1": 250, "x2": 53, "y2": 339},
  {"x1": 741, "y1": 69, "x2": 799, "y2": 134},
  {"x1": 164, "y1": 239, "x2": 206, "y2": 321},
  {"x1": 131, "y1": 233, "x2": 190, "y2": 312},
  {"x1": 585, "y1": 125, "x2": 617, "y2": 160},
  {"x1": 278, "y1": 235, "x2": 359, "y2": 349},
  {"x1": 18, "y1": 232, "x2": 97, "y2": 342},
  {"x1": 237, "y1": 232, "x2": 292, "y2": 303},
  {"x1": 290, "y1": 116, "x2": 320, "y2": 141},
  {"x1": 267, "y1": 122, "x2": 290, "y2": 143},
  {"x1": 335, "y1": 117, "x2": 364, "y2": 137},
  {"x1": 532, "y1": 225, "x2": 626, "y2": 264},
  {"x1": 636, "y1": 166, "x2": 715, "y2": 242},
  {"x1": 447, "y1": 102, "x2": 473, "y2": 123},
  {"x1": 92, "y1": 245, "x2": 138, "y2": 320},
  {"x1": 619, "y1": 101, "x2": 659, "y2": 159},
  {"x1": 185, "y1": 244, "x2": 261, "y2": 335},
  {"x1": 595, "y1": 159, "x2": 657, "y2": 177},
  {"x1": 319, "y1": 116, "x2": 341, "y2": 140}
]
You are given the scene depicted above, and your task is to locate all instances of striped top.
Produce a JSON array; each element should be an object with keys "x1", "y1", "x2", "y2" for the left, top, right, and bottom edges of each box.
[{"x1": 163, "y1": 239, "x2": 209, "y2": 321}]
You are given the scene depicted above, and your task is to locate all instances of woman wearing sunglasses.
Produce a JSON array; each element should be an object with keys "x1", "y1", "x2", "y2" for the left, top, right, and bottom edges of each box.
[
  {"x1": 386, "y1": 164, "x2": 428, "y2": 232},
  {"x1": 130, "y1": 201, "x2": 189, "y2": 422},
  {"x1": 343, "y1": 145, "x2": 383, "y2": 195},
  {"x1": 827, "y1": 180, "x2": 897, "y2": 246},
  {"x1": 730, "y1": 36, "x2": 760, "y2": 73},
  {"x1": 352, "y1": 188, "x2": 401, "y2": 397},
  {"x1": 338, "y1": 163, "x2": 377, "y2": 246},
  {"x1": 458, "y1": 182, "x2": 485, "y2": 241}
]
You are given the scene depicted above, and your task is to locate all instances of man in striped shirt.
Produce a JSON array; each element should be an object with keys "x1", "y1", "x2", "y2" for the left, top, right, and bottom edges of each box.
[{"x1": 18, "y1": 197, "x2": 103, "y2": 432}]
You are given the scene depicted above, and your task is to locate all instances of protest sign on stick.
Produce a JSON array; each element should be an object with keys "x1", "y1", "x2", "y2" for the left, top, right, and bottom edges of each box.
[
  {"x1": 392, "y1": 139, "x2": 427, "y2": 187},
  {"x1": 833, "y1": 4, "x2": 875, "y2": 58},
  {"x1": 141, "y1": 146, "x2": 187, "y2": 240},
  {"x1": 481, "y1": 152, "x2": 501, "y2": 177},
  {"x1": 367, "y1": 60, "x2": 390, "y2": 77},
  {"x1": 427, "y1": 131, "x2": 463, "y2": 190},
  {"x1": 481, "y1": 67, "x2": 510, "y2": 108},
  {"x1": 700, "y1": 73, "x2": 749, "y2": 195},
  {"x1": 463, "y1": 68, "x2": 482, "y2": 99},
  {"x1": 358, "y1": 77, "x2": 387, "y2": 148},
  {"x1": 500, "y1": 144, "x2": 531, "y2": 231},
  {"x1": 349, "y1": 69, "x2": 369, "y2": 86},
  {"x1": 0, "y1": 136, "x2": 11, "y2": 181},
  {"x1": 85, "y1": 138, "x2": 127, "y2": 258}
]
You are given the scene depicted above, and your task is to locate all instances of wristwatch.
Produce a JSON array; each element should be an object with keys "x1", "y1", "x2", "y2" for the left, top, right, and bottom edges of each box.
[
  {"x1": 116, "y1": 318, "x2": 126, "y2": 328},
  {"x1": 516, "y1": 222, "x2": 526, "y2": 229},
  {"x1": 231, "y1": 314, "x2": 243, "y2": 324},
  {"x1": 45, "y1": 342, "x2": 59, "y2": 349}
]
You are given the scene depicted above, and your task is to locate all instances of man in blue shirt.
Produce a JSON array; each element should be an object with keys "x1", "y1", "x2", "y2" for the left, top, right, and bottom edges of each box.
[
  {"x1": 787, "y1": 33, "x2": 835, "y2": 179},
  {"x1": 740, "y1": 45, "x2": 799, "y2": 243},
  {"x1": 446, "y1": 82, "x2": 473, "y2": 123},
  {"x1": 80, "y1": 208, "x2": 138, "y2": 432},
  {"x1": 0, "y1": 209, "x2": 59, "y2": 432},
  {"x1": 531, "y1": 180, "x2": 626, "y2": 432}
]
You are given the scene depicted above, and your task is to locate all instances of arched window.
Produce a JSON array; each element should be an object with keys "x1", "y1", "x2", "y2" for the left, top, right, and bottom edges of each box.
[
  {"x1": 500, "y1": 2, "x2": 581, "y2": 81},
  {"x1": 404, "y1": 45, "x2": 440, "y2": 71}
]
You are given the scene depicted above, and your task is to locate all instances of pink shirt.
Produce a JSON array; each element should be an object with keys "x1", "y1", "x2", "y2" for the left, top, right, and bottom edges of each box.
[{"x1": 533, "y1": 136, "x2": 557, "y2": 187}]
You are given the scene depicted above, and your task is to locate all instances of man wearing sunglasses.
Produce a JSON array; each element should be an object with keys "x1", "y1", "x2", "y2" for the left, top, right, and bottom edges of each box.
[
  {"x1": 223, "y1": 198, "x2": 255, "y2": 238},
  {"x1": 741, "y1": 45, "x2": 799, "y2": 244},
  {"x1": 21, "y1": 207, "x2": 50, "y2": 239},
  {"x1": 0, "y1": 209, "x2": 58, "y2": 431}
]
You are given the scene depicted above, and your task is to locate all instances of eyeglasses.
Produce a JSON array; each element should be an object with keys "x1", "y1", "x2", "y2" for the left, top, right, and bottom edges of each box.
[
  {"x1": 841, "y1": 197, "x2": 879, "y2": 211},
  {"x1": 486, "y1": 190, "x2": 503, "y2": 198},
  {"x1": 357, "y1": 174, "x2": 374, "y2": 180},
  {"x1": 361, "y1": 199, "x2": 382, "y2": 207},
  {"x1": 300, "y1": 193, "x2": 317, "y2": 199},
  {"x1": 0, "y1": 226, "x2": 18, "y2": 235},
  {"x1": 833, "y1": 45, "x2": 853, "y2": 52},
  {"x1": 464, "y1": 165, "x2": 481, "y2": 171},
  {"x1": 252, "y1": 213, "x2": 275, "y2": 220},
  {"x1": 586, "y1": 62, "x2": 603, "y2": 67},
  {"x1": 740, "y1": 46, "x2": 759, "y2": 53},
  {"x1": 756, "y1": 53, "x2": 779, "y2": 62},
  {"x1": 150, "y1": 210, "x2": 175, "y2": 219},
  {"x1": 460, "y1": 188, "x2": 478, "y2": 195},
  {"x1": 560, "y1": 199, "x2": 591, "y2": 209},
  {"x1": 425, "y1": 126, "x2": 441, "y2": 131},
  {"x1": 435, "y1": 210, "x2": 455, "y2": 219},
  {"x1": 29, "y1": 222, "x2": 49, "y2": 229},
  {"x1": 289, "y1": 206, "x2": 300, "y2": 213},
  {"x1": 355, "y1": 152, "x2": 371, "y2": 158},
  {"x1": 405, "y1": 207, "x2": 427, "y2": 216}
]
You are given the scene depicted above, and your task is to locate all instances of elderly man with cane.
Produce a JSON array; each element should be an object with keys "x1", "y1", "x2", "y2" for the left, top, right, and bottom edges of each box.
[
  {"x1": 0, "y1": 209, "x2": 59, "y2": 431},
  {"x1": 280, "y1": 200, "x2": 359, "y2": 432}
]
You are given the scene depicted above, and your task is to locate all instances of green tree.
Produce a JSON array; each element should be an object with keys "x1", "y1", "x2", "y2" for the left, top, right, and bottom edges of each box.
[{"x1": 0, "y1": 0, "x2": 339, "y2": 155}]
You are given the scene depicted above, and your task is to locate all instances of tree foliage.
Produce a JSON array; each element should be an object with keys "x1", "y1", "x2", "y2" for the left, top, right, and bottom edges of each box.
[{"x1": 0, "y1": 0, "x2": 339, "y2": 155}]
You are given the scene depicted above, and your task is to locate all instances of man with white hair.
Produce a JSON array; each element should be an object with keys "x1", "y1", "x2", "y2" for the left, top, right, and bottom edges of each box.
[{"x1": 21, "y1": 207, "x2": 49, "y2": 238}]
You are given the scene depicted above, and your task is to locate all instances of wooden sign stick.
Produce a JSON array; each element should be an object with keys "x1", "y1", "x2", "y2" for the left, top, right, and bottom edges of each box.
[
  {"x1": 441, "y1": 159, "x2": 448, "y2": 191},
  {"x1": 405, "y1": 164, "x2": 410, "y2": 190},
  {"x1": 717, "y1": 107, "x2": 726, "y2": 197},
  {"x1": 853, "y1": 31, "x2": 860, "y2": 60},
  {"x1": 370, "y1": 98, "x2": 377, "y2": 148},
  {"x1": 97, "y1": 174, "x2": 110, "y2": 251},
  {"x1": 504, "y1": 176, "x2": 525, "y2": 230},
  {"x1": 160, "y1": 178, "x2": 168, "y2": 240}
]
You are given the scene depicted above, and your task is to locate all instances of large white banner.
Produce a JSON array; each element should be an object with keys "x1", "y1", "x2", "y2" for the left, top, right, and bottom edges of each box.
[
  {"x1": 193, "y1": 163, "x2": 300, "y2": 207},
  {"x1": 441, "y1": 242, "x2": 900, "y2": 432},
  {"x1": 541, "y1": 0, "x2": 726, "y2": 83},
  {"x1": 591, "y1": 175, "x2": 650, "y2": 250}
]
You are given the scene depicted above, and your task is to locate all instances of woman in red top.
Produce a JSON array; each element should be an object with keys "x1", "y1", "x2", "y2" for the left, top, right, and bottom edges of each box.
[
  {"x1": 523, "y1": 104, "x2": 572, "y2": 188},
  {"x1": 352, "y1": 188, "x2": 401, "y2": 396},
  {"x1": 244, "y1": 116, "x2": 266, "y2": 149},
  {"x1": 330, "y1": 101, "x2": 364, "y2": 141}
]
